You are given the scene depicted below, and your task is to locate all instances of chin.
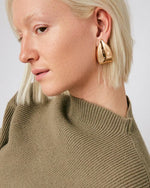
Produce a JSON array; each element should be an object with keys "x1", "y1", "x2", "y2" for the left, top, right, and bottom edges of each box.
[{"x1": 40, "y1": 85, "x2": 66, "y2": 97}]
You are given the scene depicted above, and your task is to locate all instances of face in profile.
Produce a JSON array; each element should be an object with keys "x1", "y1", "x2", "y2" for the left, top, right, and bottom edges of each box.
[{"x1": 12, "y1": 0, "x2": 98, "y2": 97}]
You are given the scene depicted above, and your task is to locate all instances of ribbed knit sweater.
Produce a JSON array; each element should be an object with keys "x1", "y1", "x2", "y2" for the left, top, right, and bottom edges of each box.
[{"x1": 0, "y1": 92, "x2": 150, "y2": 188}]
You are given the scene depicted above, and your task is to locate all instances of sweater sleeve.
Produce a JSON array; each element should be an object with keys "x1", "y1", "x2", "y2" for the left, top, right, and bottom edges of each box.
[{"x1": 0, "y1": 93, "x2": 17, "y2": 150}]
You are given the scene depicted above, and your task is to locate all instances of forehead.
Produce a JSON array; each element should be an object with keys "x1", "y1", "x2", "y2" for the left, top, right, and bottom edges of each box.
[{"x1": 12, "y1": 0, "x2": 70, "y2": 23}]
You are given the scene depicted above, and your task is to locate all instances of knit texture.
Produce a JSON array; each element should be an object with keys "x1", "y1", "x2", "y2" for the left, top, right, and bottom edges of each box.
[{"x1": 0, "y1": 92, "x2": 150, "y2": 188}]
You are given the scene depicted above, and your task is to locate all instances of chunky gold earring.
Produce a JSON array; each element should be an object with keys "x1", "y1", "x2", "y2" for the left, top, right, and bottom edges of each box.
[{"x1": 96, "y1": 40, "x2": 113, "y2": 65}]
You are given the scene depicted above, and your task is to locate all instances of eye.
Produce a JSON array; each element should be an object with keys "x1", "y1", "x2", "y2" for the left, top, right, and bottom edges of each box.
[
  {"x1": 18, "y1": 37, "x2": 23, "y2": 42},
  {"x1": 36, "y1": 27, "x2": 48, "y2": 34},
  {"x1": 16, "y1": 33, "x2": 23, "y2": 42}
]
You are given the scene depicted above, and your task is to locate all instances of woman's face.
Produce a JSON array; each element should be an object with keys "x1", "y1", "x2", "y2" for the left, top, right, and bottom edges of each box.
[{"x1": 12, "y1": 0, "x2": 98, "y2": 96}]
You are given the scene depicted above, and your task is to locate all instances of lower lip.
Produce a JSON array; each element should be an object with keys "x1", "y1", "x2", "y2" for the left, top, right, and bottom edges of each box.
[{"x1": 35, "y1": 71, "x2": 50, "y2": 81}]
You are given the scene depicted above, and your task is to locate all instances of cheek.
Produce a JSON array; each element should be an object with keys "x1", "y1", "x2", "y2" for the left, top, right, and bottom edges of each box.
[
  {"x1": 40, "y1": 25, "x2": 73, "y2": 66},
  {"x1": 40, "y1": 22, "x2": 96, "y2": 80},
  {"x1": 62, "y1": 29, "x2": 96, "y2": 80}
]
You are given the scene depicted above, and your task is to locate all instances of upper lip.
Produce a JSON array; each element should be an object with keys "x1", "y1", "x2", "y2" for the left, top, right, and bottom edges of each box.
[{"x1": 32, "y1": 69, "x2": 50, "y2": 76}]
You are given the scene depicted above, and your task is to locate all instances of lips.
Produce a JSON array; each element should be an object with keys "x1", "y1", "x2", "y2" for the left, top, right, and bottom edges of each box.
[
  {"x1": 32, "y1": 69, "x2": 50, "y2": 76},
  {"x1": 31, "y1": 68, "x2": 50, "y2": 81}
]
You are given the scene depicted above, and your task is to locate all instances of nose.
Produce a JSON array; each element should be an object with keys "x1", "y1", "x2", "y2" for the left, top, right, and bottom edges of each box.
[{"x1": 19, "y1": 36, "x2": 39, "y2": 64}]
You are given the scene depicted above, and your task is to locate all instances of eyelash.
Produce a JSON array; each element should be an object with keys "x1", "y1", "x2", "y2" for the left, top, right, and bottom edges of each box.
[
  {"x1": 36, "y1": 26, "x2": 48, "y2": 33},
  {"x1": 18, "y1": 37, "x2": 22, "y2": 42},
  {"x1": 18, "y1": 26, "x2": 48, "y2": 42}
]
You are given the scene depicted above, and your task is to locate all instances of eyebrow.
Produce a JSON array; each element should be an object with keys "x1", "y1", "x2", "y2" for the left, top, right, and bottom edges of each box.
[
  {"x1": 13, "y1": 12, "x2": 43, "y2": 33},
  {"x1": 24, "y1": 12, "x2": 38, "y2": 24}
]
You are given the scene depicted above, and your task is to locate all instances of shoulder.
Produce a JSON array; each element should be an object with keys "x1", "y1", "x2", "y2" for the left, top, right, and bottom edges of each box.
[
  {"x1": 2, "y1": 92, "x2": 18, "y2": 121},
  {"x1": 0, "y1": 92, "x2": 18, "y2": 148},
  {"x1": 7, "y1": 92, "x2": 18, "y2": 108}
]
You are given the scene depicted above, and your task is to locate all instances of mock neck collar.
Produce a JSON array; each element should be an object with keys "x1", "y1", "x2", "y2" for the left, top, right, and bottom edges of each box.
[{"x1": 67, "y1": 94, "x2": 134, "y2": 134}]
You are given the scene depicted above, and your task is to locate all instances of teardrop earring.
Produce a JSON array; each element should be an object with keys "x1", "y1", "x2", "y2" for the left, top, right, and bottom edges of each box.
[{"x1": 96, "y1": 40, "x2": 113, "y2": 65}]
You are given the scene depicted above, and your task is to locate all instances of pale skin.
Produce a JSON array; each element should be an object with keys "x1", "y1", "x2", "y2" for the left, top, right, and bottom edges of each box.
[{"x1": 12, "y1": 0, "x2": 128, "y2": 117}]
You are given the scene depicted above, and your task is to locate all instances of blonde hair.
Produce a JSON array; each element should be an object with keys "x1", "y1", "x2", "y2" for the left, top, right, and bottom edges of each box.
[{"x1": 6, "y1": 0, "x2": 133, "y2": 105}]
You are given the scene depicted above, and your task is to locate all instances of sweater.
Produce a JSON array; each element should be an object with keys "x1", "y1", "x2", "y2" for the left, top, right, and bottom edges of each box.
[{"x1": 0, "y1": 92, "x2": 150, "y2": 188}]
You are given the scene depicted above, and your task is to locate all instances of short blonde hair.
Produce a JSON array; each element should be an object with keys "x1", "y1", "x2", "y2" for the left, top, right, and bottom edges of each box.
[{"x1": 6, "y1": 0, "x2": 133, "y2": 105}]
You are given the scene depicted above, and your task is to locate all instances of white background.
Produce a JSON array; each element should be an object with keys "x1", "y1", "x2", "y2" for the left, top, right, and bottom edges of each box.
[{"x1": 0, "y1": 0, "x2": 150, "y2": 153}]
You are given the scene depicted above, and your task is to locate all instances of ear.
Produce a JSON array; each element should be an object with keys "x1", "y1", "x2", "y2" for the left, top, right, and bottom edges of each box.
[{"x1": 93, "y1": 7, "x2": 112, "y2": 46}]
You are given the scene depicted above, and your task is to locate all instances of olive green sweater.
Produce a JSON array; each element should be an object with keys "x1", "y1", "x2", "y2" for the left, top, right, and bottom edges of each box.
[{"x1": 0, "y1": 92, "x2": 150, "y2": 188}]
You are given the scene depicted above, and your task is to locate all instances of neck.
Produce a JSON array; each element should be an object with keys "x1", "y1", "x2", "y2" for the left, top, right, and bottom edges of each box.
[{"x1": 69, "y1": 82, "x2": 128, "y2": 118}]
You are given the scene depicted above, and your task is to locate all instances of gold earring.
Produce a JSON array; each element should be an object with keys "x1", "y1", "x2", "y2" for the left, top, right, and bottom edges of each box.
[{"x1": 96, "y1": 40, "x2": 113, "y2": 65}]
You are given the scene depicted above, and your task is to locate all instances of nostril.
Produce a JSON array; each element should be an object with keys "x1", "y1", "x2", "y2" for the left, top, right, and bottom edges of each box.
[
  {"x1": 19, "y1": 54, "x2": 36, "y2": 64},
  {"x1": 27, "y1": 58, "x2": 35, "y2": 63},
  {"x1": 19, "y1": 48, "x2": 39, "y2": 63}
]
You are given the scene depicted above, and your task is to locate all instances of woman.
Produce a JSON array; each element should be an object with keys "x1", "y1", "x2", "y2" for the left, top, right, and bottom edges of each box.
[{"x1": 0, "y1": 0, "x2": 150, "y2": 187}]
